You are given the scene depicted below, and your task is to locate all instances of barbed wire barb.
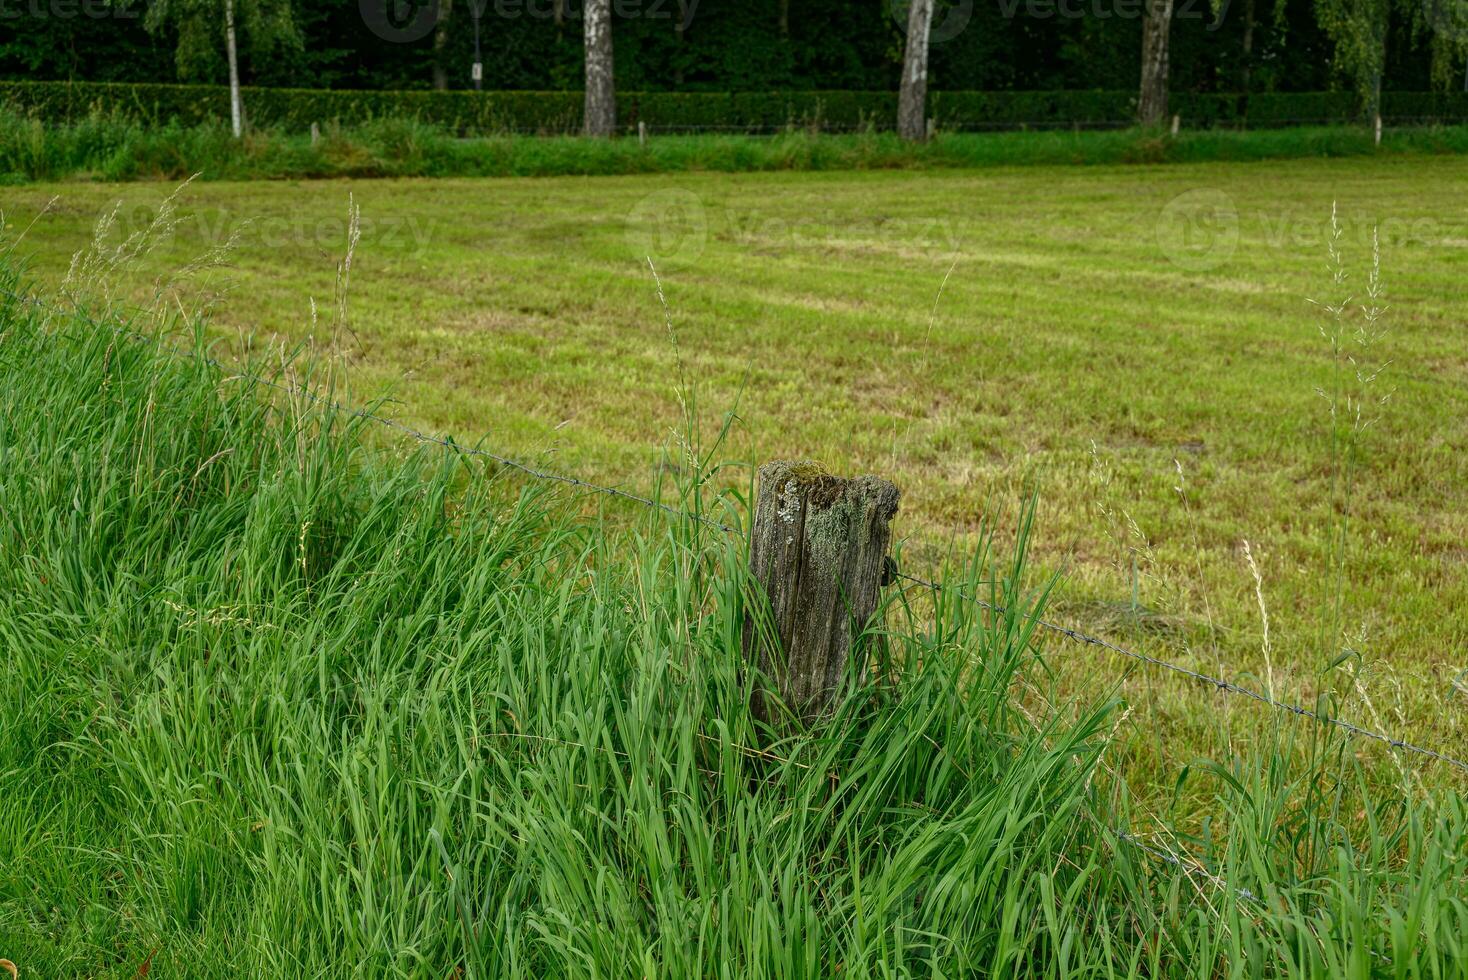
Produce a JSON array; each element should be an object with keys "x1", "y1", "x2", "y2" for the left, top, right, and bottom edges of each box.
[{"x1": 894, "y1": 571, "x2": 1468, "y2": 775}]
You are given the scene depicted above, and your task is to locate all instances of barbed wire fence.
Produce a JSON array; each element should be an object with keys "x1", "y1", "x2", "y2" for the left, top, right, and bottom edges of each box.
[
  {"x1": 4, "y1": 282, "x2": 1464, "y2": 902},
  {"x1": 451, "y1": 114, "x2": 1468, "y2": 137},
  {"x1": 891, "y1": 570, "x2": 1468, "y2": 775}
]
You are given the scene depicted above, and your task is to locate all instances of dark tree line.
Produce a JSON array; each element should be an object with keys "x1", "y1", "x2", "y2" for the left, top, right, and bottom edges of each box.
[{"x1": 0, "y1": 0, "x2": 1453, "y2": 100}]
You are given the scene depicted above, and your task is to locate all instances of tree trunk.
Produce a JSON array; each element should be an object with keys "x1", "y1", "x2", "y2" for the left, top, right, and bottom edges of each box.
[
  {"x1": 897, "y1": 0, "x2": 934, "y2": 141},
  {"x1": 1241, "y1": 0, "x2": 1254, "y2": 93},
  {"x1": 742, "y1": 461, "x2": 900, "y2": 725},
  {"x1": 674, "y1": 1, "x2": 689, "y2": 86},
  {"x1": 1370, "y1": 69, "x2": 1383, "y2": 143},
  {"x1": 1138, "y1": 0, "x2": 1174, "y2": 126},
  {"x1": 224, "y1": 0, "x2": 242, "y2": 138},
  {"x1": 432, "y1": 0, "x2": 452, "y2": 91},
  {"x1": 583, "y1": 0, "x2": 615, "y2": 137}
]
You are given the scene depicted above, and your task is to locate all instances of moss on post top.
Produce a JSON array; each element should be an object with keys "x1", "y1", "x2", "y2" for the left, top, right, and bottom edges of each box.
[{"x1": 760, "y1": 460, "x2": 900, "y2": 518}]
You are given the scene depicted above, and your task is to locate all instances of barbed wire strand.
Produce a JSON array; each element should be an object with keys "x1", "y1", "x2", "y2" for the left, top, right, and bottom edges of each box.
[
  {"x1": 1108, "y1": 828, "x2": 1260, "y2": 904},
  {"x1": 463, "y1": 116, "x2": 1468, "y2": 137},
  {"x1": 894, "y1": 571, "x2": 1468, "y2": 775}
]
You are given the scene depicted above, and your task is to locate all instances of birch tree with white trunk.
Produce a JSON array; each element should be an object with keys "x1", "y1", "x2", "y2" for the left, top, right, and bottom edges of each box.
[
  {"x1": 897, "y1": 0, "x2": 935, "y2": 141},
  {"x1": 224, "y1": 0, "x2": 241, "y2": 136},
  {"x1": 584, "y1": 0, "x2": 616, "y2": 137},
  {"x1": 1138, "y1": 0, "x2": 1174, "y2": 126},
  {"x1": 141, "y1": 0, "x2": 299, "y2": 139}
]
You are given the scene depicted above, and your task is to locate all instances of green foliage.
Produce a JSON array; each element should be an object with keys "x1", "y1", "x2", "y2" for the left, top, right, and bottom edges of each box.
[
  {"x1": 1411, "y1": 0, "x2": 1468, "y2": 89},
  {"x1": 138, "y1": 0, "x2": 303, "y2": 83},
  {"x1": 1311, "y1": 0, "x2": 1436, "y2": 110},
  {"x1": 0, "y1": 0, "x2": 1459, "y2": 99},
  {"x1": 2, "y1": 251, "x2": 1467, "y2": 975}
]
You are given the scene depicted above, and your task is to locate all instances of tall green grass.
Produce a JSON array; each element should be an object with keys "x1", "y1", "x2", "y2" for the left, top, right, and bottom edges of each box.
[
  {"x1": 4, "y1": 111, "x2": 1468, "y2": 183},
  {"x1": 1, "y1": 260, "x2": 1466, "y2": 976}
]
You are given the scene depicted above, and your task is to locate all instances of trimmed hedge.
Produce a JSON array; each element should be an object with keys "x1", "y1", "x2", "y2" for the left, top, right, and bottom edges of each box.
[
  {"x1": 4, "y1": 80, "x2": 1468, "y2": 134},
  {"x1": 623, "y1": 91, "x2": 898, "y2": 131},
  {"x1": 1242, "y1": 92, "x2": 1359, "y2": 126},
  {"x1": 932, "y1": 91, "x2": 1135, "y2": 129}
]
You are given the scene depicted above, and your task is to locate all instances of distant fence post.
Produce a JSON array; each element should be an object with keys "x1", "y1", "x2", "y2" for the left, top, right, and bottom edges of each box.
[{"x1": 742, "y1": 460, "x2": 900, "y2": 725}]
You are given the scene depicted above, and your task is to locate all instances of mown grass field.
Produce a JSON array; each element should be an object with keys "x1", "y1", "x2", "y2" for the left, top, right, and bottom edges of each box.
[
  {"x1": 4, "y1": 252, "x2": 1468, "y2": 977},
  {"x1": 6, "y1": 154, "x2": 1467, "y2": 785}
]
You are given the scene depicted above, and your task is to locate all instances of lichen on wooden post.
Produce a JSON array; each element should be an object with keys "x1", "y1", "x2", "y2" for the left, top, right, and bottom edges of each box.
[{"x1": 742, "y1": 460, "x2": 900, "y2": 725}]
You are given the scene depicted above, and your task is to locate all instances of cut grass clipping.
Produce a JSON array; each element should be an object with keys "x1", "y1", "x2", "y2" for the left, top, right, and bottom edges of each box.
[{"x1": 1, "y1": 262, "x2": 1466, "y2": 976}]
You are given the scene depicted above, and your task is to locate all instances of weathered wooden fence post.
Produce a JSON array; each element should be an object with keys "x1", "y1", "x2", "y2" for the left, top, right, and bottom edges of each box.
[{"x1": 742, "y1": 460, "x2": 900, "y2": 725}]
